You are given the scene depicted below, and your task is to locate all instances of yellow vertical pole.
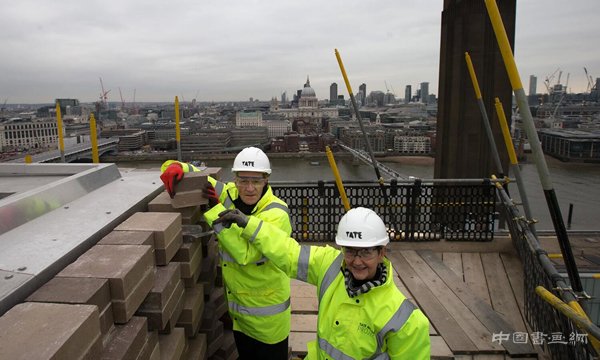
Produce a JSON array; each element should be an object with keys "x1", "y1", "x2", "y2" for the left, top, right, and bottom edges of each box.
[
  {"x1": 89, "y1": 113, "x2": 99, "y2": 163},
  {"x1": 175, "y1": 96, "x2": 182, "y2": 161},
  {"x1": 326, "y1": 146, "x2": 351, "y2": 211},
  {"x1": 55, "y1": 101, "x2": 65, "y2": 162},
  {"x1": 24, "y1": 154, "x2": 32, "y2": 163}
]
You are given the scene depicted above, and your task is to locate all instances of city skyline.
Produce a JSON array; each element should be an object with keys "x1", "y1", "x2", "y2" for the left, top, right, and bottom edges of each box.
[{"x1": 2, "y1": 0, "x2": 600, "y2": 104}]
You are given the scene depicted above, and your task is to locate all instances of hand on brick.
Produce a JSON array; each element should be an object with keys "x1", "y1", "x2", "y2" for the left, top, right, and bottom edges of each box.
[
  {"x1": 203, "y1": 184, "x2": 220, "y2": 208},
  {"x1": 214, "y1": 209, "x2": 248, "y2": 228},
  {"x1": 160, "y1": 163, "x2": 184, "y2": 198}
]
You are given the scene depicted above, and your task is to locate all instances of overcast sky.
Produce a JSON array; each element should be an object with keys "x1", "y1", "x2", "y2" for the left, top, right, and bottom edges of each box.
[{"x1": 2, "y1": 0, "x2": 599, "y2": 104}]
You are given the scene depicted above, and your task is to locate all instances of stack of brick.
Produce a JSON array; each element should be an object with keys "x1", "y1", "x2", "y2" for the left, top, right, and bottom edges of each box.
[
  {"x1": 0, "y1": 168, "x2": 236, "y2": 360},
  {"x1": 0, "y1": 302, "x2": 103, "y2": 359}
]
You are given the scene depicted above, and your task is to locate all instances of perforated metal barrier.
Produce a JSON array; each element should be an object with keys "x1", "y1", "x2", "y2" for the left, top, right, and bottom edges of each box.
[
  {"x1": 499, "y1": 187, "x2": 597, "y2": 359},
  {"x1": 271, "y1": 180, "x2": 497, "y2": 242}
]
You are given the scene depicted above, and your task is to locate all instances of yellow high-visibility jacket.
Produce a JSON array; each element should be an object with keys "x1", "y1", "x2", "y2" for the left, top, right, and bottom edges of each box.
[
  {"x1": 230, "y1": 215, "x2": 431, "y2": 359},
  {"x1": 161, "y1": 160, "x2": 292, "y2": 344}
]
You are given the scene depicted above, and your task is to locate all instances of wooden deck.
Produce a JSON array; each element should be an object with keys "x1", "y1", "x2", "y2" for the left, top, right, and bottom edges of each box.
[{"x1": 289, "y1": 238, "x2": 541, "y2": 359}]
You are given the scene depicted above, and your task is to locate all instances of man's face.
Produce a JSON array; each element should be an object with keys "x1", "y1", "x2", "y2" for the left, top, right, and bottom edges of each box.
[
  {"x1": 235, "y1": 171, "x2": 267, "y2": 205},
  {"x1": 342, "y1": 246, "x2": 386, "y2": 280}
]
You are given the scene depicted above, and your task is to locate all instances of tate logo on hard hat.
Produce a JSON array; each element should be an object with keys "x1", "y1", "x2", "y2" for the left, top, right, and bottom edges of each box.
[
  {"x1": 242, "y1": 161, "x2": 255, "y2": 167},
  {"x1": 345, "y1": 231, "x2": 362, "y2": 239}
]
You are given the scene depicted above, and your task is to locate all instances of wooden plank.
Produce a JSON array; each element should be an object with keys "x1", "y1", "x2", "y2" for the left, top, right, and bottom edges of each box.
[
  {"x1": 499, "y1": 252, "x2": 526, "y2": 313},
  {"x1": 291, "y1": 314, "x2": 317, "y2": 332},
  {"x1": 289, "y1": 331, "x2": 314, "y2": 356},
  {"x1": 480, "y1": 253, "x2": 528, "y2": 333},
  {"x1": 387, "y1": 252, "x2": 479, "y2": 354},
  {"x1": 463, "y1": 252, "x2": 492, "y2": 305},
  {"x1": 291, "y1": 297, "x2": 318, "y2": 314},
  {"x1": 291, "y1": 284, "x2": 316, "y2": 298},
  {"x1": 392, "y1": 272, "x2": 414, "y2": 301},
  {"x1": 401, "y1": 250, "x2": 503, "y2": 353},
  {"x1": 418, "y1": 250, "x2": 536, "y2": 356},
  {"x1": 430, "y1": 335, "x2": 454, "y2": 359},
  {"x1": 443, "y1": 252, "x2": 464, "y2": 280}
]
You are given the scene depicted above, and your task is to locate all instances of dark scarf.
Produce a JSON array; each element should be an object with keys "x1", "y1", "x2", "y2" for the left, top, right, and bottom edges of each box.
[
  {"x1": 343, "y1": 262, "x2": 387, "y2": 298},
  {"x1": 232, "y1": 184, "x2": 269, "y2": 215}
]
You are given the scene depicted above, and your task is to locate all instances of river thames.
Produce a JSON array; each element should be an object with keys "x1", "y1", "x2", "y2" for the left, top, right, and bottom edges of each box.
[{"x1": 120, "y1": 155, "x2": 600, "y2": 231}]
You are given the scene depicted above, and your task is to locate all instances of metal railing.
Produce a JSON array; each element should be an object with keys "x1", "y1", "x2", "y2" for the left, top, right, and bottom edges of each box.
[
  {"x1": 271, "y1": 179, "x2": 497, "y2": 242},
  {"x1": 497, "y1": 185, "x2": 598, "y2": 359}
]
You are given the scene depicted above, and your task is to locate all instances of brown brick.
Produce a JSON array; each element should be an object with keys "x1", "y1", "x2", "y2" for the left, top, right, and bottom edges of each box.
[
  {"x1": 205, "y1": 321, "x2": 224, "y2": 357},
  {"x1": 176, "y1": 287, "x2": 205, "y2": 338},
  {"x1": 136, "y1": 330, "x2": 159, "y2": 360},
  {"x1": 97, "y1": 230, "x2": 154, "y2": 247},
  {"x1": 214, "y1": 330, "x2": 237, "y2": 360},
  {"x1": 0, "y1": 302, "x2": 101, "y2": 360},
  {"x1": 172, "y1": 241, "x2": 201, "y2": 262},
  {"x1": 58, "y1": 245, "x2": 154, "y2": 300},
  {"x1": 198, "y1": 255, "x2": 217, "y2": 297},
  {"x1": 148, "y1": 192, "x2": 204, "y2": 225},
  {"x1": 148, "y1": 340, "x2": 161, "y2": 360},
  {"x1": 139, "y1": 281, "x2": 185, "y2": 331},
  {"x1": 26, "y1": 277, "x2": 113, "y2": 337},
  {"x1": 158, "y1": 327, "x2": 186, "y2": 360},
  {"x1": 175, "y1": 172, "x2": 208, "y2": 193},
  {"x1": 158, "y1": 286, "x2": 185, "y2": 335},
  {"x1": 184, "y1": 334, "x2": 207, "y2": 360},
  {"x1": 198, "y1": 167, "x2": 222, "y2": 181},
  {"x1": 115, "y1": 212, "x2": 181, "y2": 249},
  {"x1": 112, "y1": 266, "x2": 155, "y2": 324},
  {"x1": 155, "y1": 228, "x2": 183, "y2": 266},
  {"x1": 100, "y1": 316, "x2": 147, "y2": 360},
  {"x1": 171, "y1": 173, "x2": 209, "y2": 209},
  {"x1": 175, "y1": 243, "x2": 203, "y2": 279},
  {"x1": 139, "y1": 263, "x2": 181, "y2": 309}
]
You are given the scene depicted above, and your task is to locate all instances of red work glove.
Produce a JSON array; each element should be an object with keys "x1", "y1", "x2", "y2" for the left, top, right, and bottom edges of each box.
[
  {"x1": 160, "y1": 163, "x2": 184, "y2": 198},
  {"x1": 203, "y1": 184, "x2": 220, "y2": 208}
]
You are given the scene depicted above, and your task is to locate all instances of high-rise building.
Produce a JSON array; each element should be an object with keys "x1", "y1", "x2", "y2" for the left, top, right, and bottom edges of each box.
[
  {"x1": 330, "y1": 83, "x2": 338, "y2": 104},
  {"x1": 420, "y1": 82, "x2": 429, "y2": 104},
  {"x1": 281, "y1": 91, "x2": 287, "y2": 105},
  {"x1": 359, "y1": 83, "x2": 367, "y2": 106},
  {"x1": 529, "y1": 75, "x2": 537, "y2": 96},
  {"x1": 405, "y1": 85, "x2": 412, "y2": 103}
]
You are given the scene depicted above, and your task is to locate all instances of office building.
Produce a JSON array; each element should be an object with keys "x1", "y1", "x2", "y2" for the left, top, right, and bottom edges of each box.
[{"x1": 405, "y1": 85, "x2": 412, "y2": 103}]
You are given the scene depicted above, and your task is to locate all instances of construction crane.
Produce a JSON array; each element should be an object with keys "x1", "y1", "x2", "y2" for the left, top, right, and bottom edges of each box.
[
  {"x1": 132, "y1": 89, "x2": 138, "y2": 115},
  {"x1": 584, "y1": 67, "x2": 595, "y2": 93},
  {"x1": 118, "y1": 87, "x2": 125, "y2": 111},
  {"x1": 552, "y1": 73, "x2": 570, "y2": 119},
  {"x1": 544, "y1": 68, "x2": 560, "y2": 94},
  {"x1": 99, "y1": 77, "x2": 110, "y2": 108}
]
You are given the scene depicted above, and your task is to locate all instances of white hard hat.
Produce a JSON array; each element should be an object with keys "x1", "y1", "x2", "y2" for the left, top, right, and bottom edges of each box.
[
  {"x1": 335, "y1": 207, "x2": 389, "y2": 247},
  {"x1": 231, "y1": 147, "x2": 272, "y2": 175}
]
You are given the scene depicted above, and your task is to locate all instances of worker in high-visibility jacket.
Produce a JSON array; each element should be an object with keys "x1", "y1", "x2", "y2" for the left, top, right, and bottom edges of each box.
[
  {"x1": 160, "y1": 147, "x2": 292, "y2": 360},
  {"x1": 213, "y1": 207, "x2": 431, "y2": 360}
]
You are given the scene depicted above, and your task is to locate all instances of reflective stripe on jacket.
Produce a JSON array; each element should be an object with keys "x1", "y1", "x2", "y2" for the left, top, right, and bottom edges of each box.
[
  {"x1": 161, "y1": 160, "x2": 293, "y2": 344},
  {"x1": 239, "y1": 216, "x2": 431, "y2": 359}
]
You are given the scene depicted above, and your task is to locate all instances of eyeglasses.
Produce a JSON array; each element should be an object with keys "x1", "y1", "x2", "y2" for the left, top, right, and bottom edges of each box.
[
  {"x1": 342, "y1": 247, "x2": 381, "y2": 260},
  {"x1": 235, "y1": 176, "x2": 266, "y2": 188}
]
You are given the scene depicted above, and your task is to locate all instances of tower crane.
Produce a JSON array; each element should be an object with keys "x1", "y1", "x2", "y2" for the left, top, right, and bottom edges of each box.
[
  {"x1": 99, "y1": 77, "x2": 110, "y2": 108},
  {"x1": 118, "y1": 87, "x2": 125, "y2": 110},
  {"x1": 544, "y1": 68, "x2": 560, "y2": 94},
  {"x1": 584, "y1": 67, "x2": 594, "y2": 93}
]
